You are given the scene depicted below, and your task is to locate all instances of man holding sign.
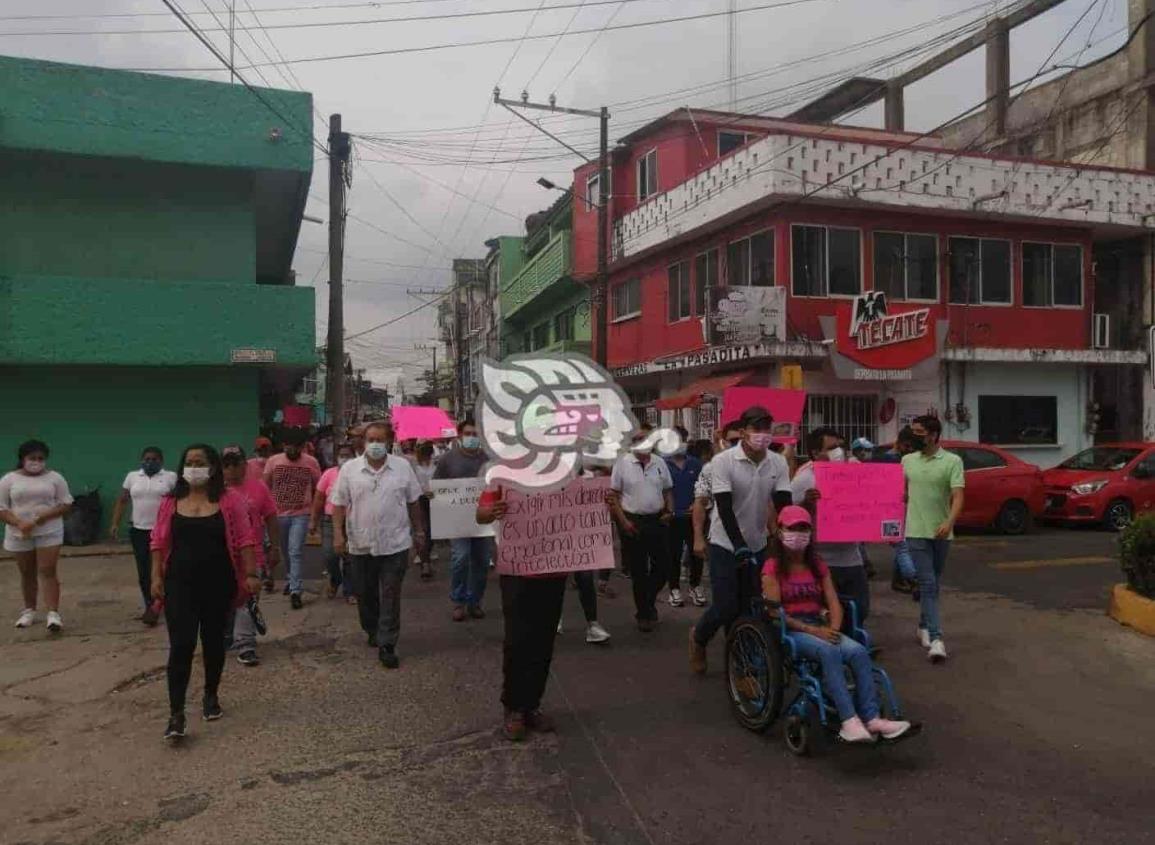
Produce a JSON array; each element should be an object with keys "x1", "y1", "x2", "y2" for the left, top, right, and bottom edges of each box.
[{"x1": 434, "y1": 419, "x2": 492, "y2": 622}]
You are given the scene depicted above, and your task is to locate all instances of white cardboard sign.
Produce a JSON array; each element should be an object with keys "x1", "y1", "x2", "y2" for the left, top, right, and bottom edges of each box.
[{"x1": 430, "y1": 478, "x2": 496, "y2": 540}]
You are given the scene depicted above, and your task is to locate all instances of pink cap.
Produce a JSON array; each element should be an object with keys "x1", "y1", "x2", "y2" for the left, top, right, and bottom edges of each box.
[{"x1": 777, "y1": 505, "x2": 812, "y2": 529}]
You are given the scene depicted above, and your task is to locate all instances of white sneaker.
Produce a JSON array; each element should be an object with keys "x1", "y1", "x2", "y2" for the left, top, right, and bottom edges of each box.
[
  {"x1": 585, "y1": 622, "x2": 611, "y2": 644},
  {"x1": 556, "y1": 619, "x2": 563, "y2": 635},
  {"x1": 46, "y1": 611, "x2": 63, "y2": 633},
  {"x1": 866, "y1": 717, "x2": 912, "y2": 740},
  {"x1": 928, "y1": 639, "x2": 948, "y2": 663},
  {"x1": 667, "y1": 588, "x2": 684, "y2": 607},
  {"x1": 838, "y1": 715, "x2": 877, "y2": 744},
  {"x1": 14, "y1": 608, "x2": 36, "y2": 629},
  {"x1": 690, "y1": 586, "x2": 707, "y2": 606},
  {"x1": 917, "y1": 627, "x2": 931, "y2": 648}
]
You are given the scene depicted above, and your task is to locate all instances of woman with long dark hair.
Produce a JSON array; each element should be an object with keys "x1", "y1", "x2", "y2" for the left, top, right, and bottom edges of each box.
[
  {"x1": 1, "y1": 440, "x2": 73, "y2": 633},
  {"x1": 761, "y1": 505, "x2": 911, "y2": 744},
  {"x1": 150, "y1": 444, "x2": 258, "y2": 742}
]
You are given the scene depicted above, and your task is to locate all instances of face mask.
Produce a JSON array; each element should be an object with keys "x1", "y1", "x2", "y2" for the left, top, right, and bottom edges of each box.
[
  {"x1": 338, "y1": 457, "x2": 350, "y2": 467},
  {"x1": 910, "y1": 436, "x2": 928, "y2": 451},
  {"x1": 461, "y1": 435, "x2": 481, "y2": 451},
  {"x1": 183, "y1": 467, "x2": 211, "y2": 487},
  {"x1": 142, "y1": 459, "x2": 162, "y2": 476},
  {"x1": 827, "y1": 447, "x2": 845, "y2": 463},
  {"x1": 780, "y1": 530, "x2": 811, "y2": 551},
  {"x1": 673, "y1": 446, "x2": 687, "y2": 457},
  {"x1": 747, "y1": 432, "x2": 773, "y2": 450},
  {"x1": 23, "y1": 459, "x2": 45, "y2": 475},
  {"x1": 365, "y1": 442, "x2": 389, "y2": 461}
]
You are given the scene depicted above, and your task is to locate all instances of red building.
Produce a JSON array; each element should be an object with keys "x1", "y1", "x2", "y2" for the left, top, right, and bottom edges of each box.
[{"x1": 571, "y1": 109, "x2": 1155, "y2": 462}]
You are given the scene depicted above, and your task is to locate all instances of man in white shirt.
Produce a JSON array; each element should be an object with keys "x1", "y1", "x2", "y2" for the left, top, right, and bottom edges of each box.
[
  {"x1": 332, "y1": 422, "x2": 425, "y2": 669},
  {"x1": 689, "y1": 406, "x2": 792, "y2": 674},
  {"x1": 610, "y1": 425, "x2": 674, "y2": 632}
]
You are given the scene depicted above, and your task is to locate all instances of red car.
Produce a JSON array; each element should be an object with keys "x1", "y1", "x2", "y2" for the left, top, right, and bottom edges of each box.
[
  {"x1": 940, "y1": 441, "x2": 1045, "y2": 534},
  {"x1": 1041, "y1": 443, "x2": 1155, "y2": 530}
]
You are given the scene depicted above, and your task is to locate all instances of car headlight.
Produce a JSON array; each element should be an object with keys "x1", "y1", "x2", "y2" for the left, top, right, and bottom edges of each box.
[{"x1": 1071, "y1": 480, "x2": 1109, "y2": 495}]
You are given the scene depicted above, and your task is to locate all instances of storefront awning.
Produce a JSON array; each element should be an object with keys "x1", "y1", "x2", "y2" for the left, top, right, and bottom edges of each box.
[{"x1": 654, "y1": 370, "x2": 753, "y2": 410}]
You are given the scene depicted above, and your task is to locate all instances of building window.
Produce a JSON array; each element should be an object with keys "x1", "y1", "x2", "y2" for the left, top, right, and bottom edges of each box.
[
  {"x1": 873, "y1": 232, "x2": 938, "y2": 301},
  {"x1": 719, "y1": 131, "x2": 755, "y2": 156},
  {"x1": 612, "y1": 277, "x2": 642, "y2": 320},
  {"x1": 586, "y1": 172, "x2": 601, "y2": 211},
  {"x1": 726, "y1": 230, "x2": 774, "y2": 287},
  {"x1": 801, "y1": 394, "x2": 877, "y2": 446},
  {"x1": 979, "y1": 395, "x2": 1058, "y2": 445},
  {"x1": 694, "y1": 249, "x2": 718, "y2": 315},
  {"x1": 554, "y1": 308, "x2": 575, "y2": 342},
  {"x1": 1023, "y1": 243, "x2": 1083, "y2": 307},
  {"x1": 667, "y1": 261, "x2": 692, "y2": 322},
  {"x1": 531, "y1": 322, "x2": 551, "y2": 350},
  {"x1": 792, "y1": 225, "x2": 861, "y2": 297},
  {"x1": 637, "y1": 148, "x2": 658, "y2": 202},
  {"x1": 948, "y1": 237, "x2": 1011, "y2": 304}
]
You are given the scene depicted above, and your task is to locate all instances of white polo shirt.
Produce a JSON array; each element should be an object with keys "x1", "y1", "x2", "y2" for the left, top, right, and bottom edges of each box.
[
  {"x1": 707, "y1": 445, "x2": 791, "y2": 553},
  {"x1": 610, "y1": 453, "x2": 672, "y2": 515},
  {"x1": 329, "y1": 455, "x2": 423, "y2": 556},
  {"x1": 122, "y1": 469, "x2": 178, "y2": 530}
]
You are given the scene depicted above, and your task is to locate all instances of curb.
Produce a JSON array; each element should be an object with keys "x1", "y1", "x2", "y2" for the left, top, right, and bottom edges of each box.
[
  {"x1": 0, "y1": 543, "x2": 130, "y2": 562},
  {"x1": 1107, "y1": 583, "x2": 1155, "y2": 637}
]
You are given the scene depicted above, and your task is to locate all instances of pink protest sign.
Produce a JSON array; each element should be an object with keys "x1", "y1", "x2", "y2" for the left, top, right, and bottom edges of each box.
[
  {"x1": 719, "y1": 387, "x2": 807, "y2": 444},
  {"x1": 814, "y1": 462, "x2": 905, "y2": 543},
  {"x1": 494, "y1": 476, "x2": 615, "y2": 576},
  {"x1": 391, "y1": 405, "x2": 458, "y2": 441}
]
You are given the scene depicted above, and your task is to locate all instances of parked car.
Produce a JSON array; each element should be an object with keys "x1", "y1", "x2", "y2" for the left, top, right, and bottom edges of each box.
[
  {"x1": 866, "y1": 440, "x2": 1044, "y2": 534},
  {"x1": 1041, "y1": 443, "x2": 1155, "y2": 531}
]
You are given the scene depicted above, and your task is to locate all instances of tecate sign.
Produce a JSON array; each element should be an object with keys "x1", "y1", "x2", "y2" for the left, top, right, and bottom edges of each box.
[
  {"x1": 836, "y1": 292, "x2": 936, "y2": 370},
  {"x1": 230, "y1": 348, "x2": 277, "y2": 364}
]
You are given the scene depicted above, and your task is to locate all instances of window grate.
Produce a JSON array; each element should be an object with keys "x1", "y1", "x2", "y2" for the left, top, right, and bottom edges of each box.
[{"x1": 801, "y1": 395, "x2": 878, "y2": 446}]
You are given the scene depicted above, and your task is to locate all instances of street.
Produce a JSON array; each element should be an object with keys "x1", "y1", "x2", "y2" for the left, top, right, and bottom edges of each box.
[{"x1": 2, "y1": 527, "x2": 1154, "y2": 845}]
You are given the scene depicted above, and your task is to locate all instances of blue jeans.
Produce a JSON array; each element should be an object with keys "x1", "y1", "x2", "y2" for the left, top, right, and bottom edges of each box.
[
  {"x1": 692, "y1": 544, "x2": 765, "y2": 647},
  {"x1": 907, "y1": 538, "x2": 950, "y2": 640},
  {"x1": 788, "y1": 631, "x2": 880, "y2": 722},
  {"x1": 450, "y1": 537, "x2": 493, "y2": 608},
  {"x1": 892, "y1": 540, "x2": 916, "y2": 580},
  {"x1": 277, "y1": 514, "x2": 310, "y2": 595}
]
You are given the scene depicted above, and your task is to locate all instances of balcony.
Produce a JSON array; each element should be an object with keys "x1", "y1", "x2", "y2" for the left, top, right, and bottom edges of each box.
[{"x1": 502, "y1": 230, "x2": 572, "y2": 321}]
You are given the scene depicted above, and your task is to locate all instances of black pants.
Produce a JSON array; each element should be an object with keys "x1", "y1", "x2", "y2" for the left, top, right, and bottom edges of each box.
[
  {"x1": 830, "y1": 565, "x2": 870, "y2": 631},
  {"x1": 129, "y1": 527, "x2": 153, "y2": 608},
  {"x1": 164, "y1": 574, "x2": 235, "y2": 714},
  {"x1": 620, "y1": 513, "x2": 669, "y2": 621},
  {"x1": 501, "y1": 575, "x2": 566, "y2": 713},
  {"x1": 666, "y1": 515, "x2": 701, "y2": 590},
  {"x1": 353, "y1": 551, "x2": 408, "y2": 648},
  {"x1": 574, "y1": 571, "x2": 597, "y2": 622}
]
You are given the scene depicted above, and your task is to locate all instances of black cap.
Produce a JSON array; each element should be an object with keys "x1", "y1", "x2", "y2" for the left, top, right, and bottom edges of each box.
[{"x1": 739, "y1": 405, "x2": 774, "y2": 428}]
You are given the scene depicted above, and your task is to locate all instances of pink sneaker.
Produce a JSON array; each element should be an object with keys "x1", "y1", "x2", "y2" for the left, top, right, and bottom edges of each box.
[
  {"x1": 866, "y1": 717, "x2": 912, "y2": 740},
  {"x1": 838, "y1": 716, "x2": 876, "y2": 743}
]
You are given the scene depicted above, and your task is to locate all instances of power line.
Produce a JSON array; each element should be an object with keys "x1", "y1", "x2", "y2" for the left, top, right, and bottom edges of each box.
[{"x1": 0, "y1": 0, "x2": 488, "y2": 20}]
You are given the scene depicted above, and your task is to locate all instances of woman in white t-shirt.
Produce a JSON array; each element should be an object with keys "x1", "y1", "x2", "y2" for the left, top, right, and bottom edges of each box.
[
  {"x1": 0, "y1": 440, "x2": 74, "y2": 633},
  {"x1": 109, "y1": 446, "x2": 178, "y2": 625}
]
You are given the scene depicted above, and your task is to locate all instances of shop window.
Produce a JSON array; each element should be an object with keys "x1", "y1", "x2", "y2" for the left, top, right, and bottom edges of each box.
[
  {"x1": 948, "y1": 237, "x2": 1011, "y2": 304},
  {"x1": 719, "y1": 131, "x2": 755, "y2": 156},
  {"x1": 873, "y1": 232, "x2": 938, "y2": 301},
  {"x1": 554, "y1": 308, "x2": 575, "y2": 342},
  {"x1": 667, "y1": 261, "x2": 692, "y2": 322},
  {"x1": 612, "y1": 277, "x2": 641, "y2": 320},
  {"x1": 531, "y1": 323, "x2": 551, "y2": 350},
  {"x1": 637, "y1": 149, "x2": 658, "y2": 202},
  {"x1": 726, "y1": 231, "x2": 774, "y2": 287},
  {"x1": 801, "y1": 394, "x2": 877, "y2": 446},
  {"x1": 694, "y1": 249, "x2": 718, "y2": 315},
  {"x1": 792, "y1": 225, "x2": 861, "y2": 297},
  {"x1": 978, "y1": 395, "x2": 1058, "y2": 445},
  {"x1": 1023, "y1": 243, "x2": 1083, "y2": 307}
]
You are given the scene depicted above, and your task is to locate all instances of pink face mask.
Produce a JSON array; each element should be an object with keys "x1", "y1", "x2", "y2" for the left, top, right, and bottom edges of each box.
[
  {"x1": 780, "y1": 530, "x2": 811, "y2": 551},
  {"x1": 747, "y1": 432, "x2": 773, "y2": 449}
]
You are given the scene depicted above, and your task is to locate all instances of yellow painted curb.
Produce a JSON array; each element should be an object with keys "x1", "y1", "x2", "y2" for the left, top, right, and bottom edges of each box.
[{"x1": 1108, "y1": 583, "x2": 1155, "y2": 638}]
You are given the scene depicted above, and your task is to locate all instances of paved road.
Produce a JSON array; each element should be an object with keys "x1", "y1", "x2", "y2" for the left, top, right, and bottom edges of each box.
[{"x1": 2, "y1": 531, "x2": 1152, "y2": 845}]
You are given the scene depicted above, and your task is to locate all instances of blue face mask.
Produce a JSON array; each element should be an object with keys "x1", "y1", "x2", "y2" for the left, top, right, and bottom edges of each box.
[
  {"x1": 461, "y1": 435, "x2": 481, "y2": 451},
  {"x1": 142, "y1": 459, "x2": 162, "y2": 477}
]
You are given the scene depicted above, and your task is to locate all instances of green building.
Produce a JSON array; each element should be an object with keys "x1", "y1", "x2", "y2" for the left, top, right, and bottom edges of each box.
[
  {"x1": 0, "y1": 55, "x2": 316, "y2": 516},
  {"x1": 500, "y1": 194, "x2": 589, "y2": 357}
]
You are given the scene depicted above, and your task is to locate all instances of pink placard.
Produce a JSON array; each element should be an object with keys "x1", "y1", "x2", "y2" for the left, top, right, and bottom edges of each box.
[
  {"x1": 719, "y1": 387, "x2": 807, "y2": 444},
  {"x1": 391, "y1": 405, "x2": 458, "y2": 441},
  {"x1": 494, "y1": 477, "x2": 615, "y2": 575},
  {"x1": 814, "y1": 462, "x2": 905, "y2": 543}
]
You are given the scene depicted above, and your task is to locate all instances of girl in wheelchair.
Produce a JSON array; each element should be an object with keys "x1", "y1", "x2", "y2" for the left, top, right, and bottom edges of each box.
[{"x1": 762, "y1": 506, "x2": 913, "y2": 744}]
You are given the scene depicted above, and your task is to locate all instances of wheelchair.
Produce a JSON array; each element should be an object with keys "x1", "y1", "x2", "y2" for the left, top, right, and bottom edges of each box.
[{"x1": 723, "y1": 556, "x2": 920, "y2": 756}]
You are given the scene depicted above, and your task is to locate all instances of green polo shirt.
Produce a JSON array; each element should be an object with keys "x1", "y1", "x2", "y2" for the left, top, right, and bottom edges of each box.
[{"x1": 902, "y1": 448, "x2": 965, "y2": 539}]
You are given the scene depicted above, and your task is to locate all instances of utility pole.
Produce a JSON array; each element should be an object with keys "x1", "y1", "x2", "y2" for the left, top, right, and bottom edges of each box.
[
  {"x1": 493, "y1": 89, "x2": 610, "y2": 366},
  {"x1": 228, "y1": 0, "x2": 236, "y2": 84},
  {"x1": 415, "y1": 343, "x2": 439, "y2": 402},
  {"x1": 326, "y1": 114, "x2": 351, "y2": 432}
]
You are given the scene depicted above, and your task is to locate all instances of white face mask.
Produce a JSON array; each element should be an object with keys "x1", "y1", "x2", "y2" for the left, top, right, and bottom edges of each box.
[
  {"x1": 827, "y1": 447, "x2": 846, "y2": 463},
  {"x1": 747, "y1": 432, "x2": 773, "y2": 450},
  {"x1": 183, "y1": 467, "x2": 211, "y2": 487},
  {"x1": 364, "y1": 442, "x2": 389, "y2": 461},
  {"x1": 23, "y1": 459, "x2": 45, "y2": 475}
]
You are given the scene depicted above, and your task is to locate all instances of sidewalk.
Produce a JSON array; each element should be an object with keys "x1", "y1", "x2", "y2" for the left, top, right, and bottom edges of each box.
[{"x1": 0, "y1": 541, "x2": 130, "y2": 561}]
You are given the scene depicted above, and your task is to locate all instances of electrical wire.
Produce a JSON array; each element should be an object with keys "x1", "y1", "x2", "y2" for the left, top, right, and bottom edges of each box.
[{"x1": 0, "y1": 0, "x2": 495, "y2": 20}]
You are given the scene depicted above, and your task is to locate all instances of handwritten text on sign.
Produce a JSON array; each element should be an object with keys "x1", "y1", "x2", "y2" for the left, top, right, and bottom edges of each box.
[
  {"x1": 495, "y1": 476, "x2": 615, "y2": 576},
  {"x1": 814, "y1": 462, "x2": 905, "y2": 543},
  {"x1": 430, "y1": 479, "x2": 495, "y2": 539}
]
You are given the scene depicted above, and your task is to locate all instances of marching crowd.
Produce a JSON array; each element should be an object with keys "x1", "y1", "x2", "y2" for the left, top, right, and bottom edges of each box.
[{"x1": 1, "y1": 405, "x2": 962, "y2": 746}]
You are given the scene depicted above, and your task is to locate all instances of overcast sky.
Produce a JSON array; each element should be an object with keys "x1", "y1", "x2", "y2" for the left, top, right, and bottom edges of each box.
[{"x1": 1, "y1": 0, "x2": 1131, "y2": 391}]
